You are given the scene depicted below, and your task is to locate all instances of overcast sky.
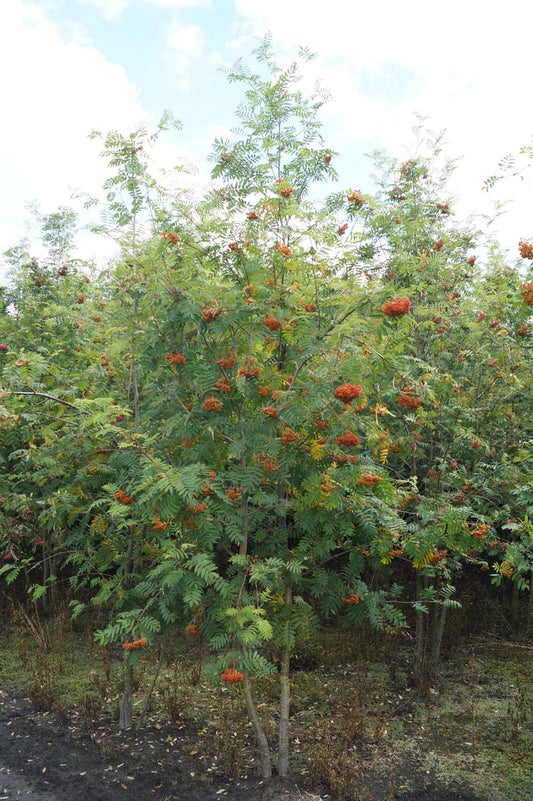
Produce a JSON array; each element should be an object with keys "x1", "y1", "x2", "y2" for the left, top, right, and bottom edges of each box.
[{"x1": 2, "y1": 0, "x2": 533, "y2": 274}]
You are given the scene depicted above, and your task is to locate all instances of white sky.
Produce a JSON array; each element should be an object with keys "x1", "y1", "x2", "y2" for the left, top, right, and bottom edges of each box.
[{"x1": 1, "y1": 0, "x2": 533, "y2": 276}]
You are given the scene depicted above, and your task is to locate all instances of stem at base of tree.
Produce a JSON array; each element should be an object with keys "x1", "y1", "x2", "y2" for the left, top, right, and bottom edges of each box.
[
  {"x1": 243, "y1": 671, "x2": 272, "y2": 780},
  {"x1": 277, "y1": 584, "x2": 292, "y2": 778},
  {"x1": 119, "y1": 649, "x2": 133, "y2": 730}
]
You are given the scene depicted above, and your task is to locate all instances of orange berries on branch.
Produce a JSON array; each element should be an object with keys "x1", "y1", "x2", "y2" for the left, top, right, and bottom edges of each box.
[
  {"x1": 115, "y1": 489, "x2": 134, "y2": 504},
  {"x1": 517, "y1": 324, "x2": 529, "y2": 337},
  {"x1": 122, "y1": 637, "x2": 147, "y2": 650},
  {"x1": 186, "y1": 624, "x2": 200, "y2": 637},
  {"x1": 202, "y1": 304, "x2": 223, "y2": 323},
  {"x1": 382, "y1": 297, "x2": 411, "y2": 317},
  {"x1": 227, "y1": 486, "x2": 244, "y2": 502},
  {"x1": 397, "y1": 389, "x2": 422, "y2": 409},
  {"x1": 470, "y1": 523, "x2": 490, "y2": 540},
  {"x1": 275, "y1": 242, "x2": 293, "y2": 258},
  {"x1": 347, "y1": 190, "x2": 365, "y2": 205},
  {"x1": 357, "y1": 474, "x2": 383, "y2": 487},
  {"x1": 246, "y1": 210, "x2": 259, "y2": 220},
  {"x1": 221, "y1": 668, "x2": 244, "y2": 684},
  {"x1": 337, "y1": 223, "x2": 348, "y2": 236},
  {"x1": 430, "y1": 550, "x2": 448, "y2": 564},
  {"x1": 77, "y1": 294, "x2": 85, "y2": 304},
  {"x1": 341, "y1": 593, "x2": 362, "y2": 605},
  {"x1": 161, "y1": 231, "x2": 179, "y2": 244},
  {"x1": 334, "y1": 431, "x2": 360, "y2": 448},
  {"x1": 518, "y1": 240, "x2": 533, "y2": 259},
  {"x1": 217, "y1": 352, "x2": 236, "y2": 370},
  {"x1": 237, "y1": 365, "x2": 260, "y2": 378},
  {"x1": 281, "y1": 428, "x2": 299, "y2": 445},
  {"x1": 202, "y1": 397, "x2": 223, "y2": 412},
  {"x1": 152, "y1": 517, "x2": 170, "y2": 531},
  {"x1": 520, "y1": 281, "x2": 533, "y2": 306},
  {"x1": 164, "y1": 351, "x2": 186, "y2": 365},
  {"x1": 261, "y1": 406, "x2": 278, "y2": 418},
  {"x1": 334, "y1": 383, "x2": 362, "y2": 404},
  {"x1": 215, "y1": 379, "x2": 231, "y2": 394},
  {"x1": 264, "y1": 313, "x2": 282, "y2": 332}
]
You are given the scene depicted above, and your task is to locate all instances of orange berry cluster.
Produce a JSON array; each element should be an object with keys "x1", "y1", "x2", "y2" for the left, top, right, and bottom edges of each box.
[
  {"x1": 188, "y1": 502, "x2": 207, "y2": 515},
  {"x1": 357, "y1": 474, "x2": 383, "y2": 487},
  {"x1": 227, "y1": 486, "x2": 244, "y2": 502},
  {"x1": 347, "y1": 191, "x2": 365, "y2": 205},
  {"x1": 115, "y1": 489, "x2": 134, "y2": 504},
  {"x1": 264, "y1": 313, "x2": 282, "y2": 331},
  {"x1": 433, "y1": 238, "x2": 444, "y2": 251},
  {"x1": 430, "y1": 550, "x2": 448, "y2": 564},
  {"x1": 517, "y1": 324, "x2": 529, "y2": 337},
  {"x1": 383, "y1": 297, "x2": 412, "y2": 317},
  {"x1": 281, "y1": 428, "x2": 299, "y2": 445},
  {"x1": 397, "y1": 387, "x2": 422, "y2": 409},
  {"x1": 237, "y1": 365, "x2": 261, "y2": 378},
  {"x1": 202, "y1": 305, "x2": 223, "y2": 323},
  {"x1": 215, "y1": 379, "x2": 231, "y2": 394},
  {"x1": 471, "y1": 523, "x2": 490, "y2": 540},
  {"x1": 164, "y1": 351, "x2": 186, "y2": 365},
  {"x1": 520, "y1": 282, "x2": 533, "y2": 306},
  {"x1": 262, "y1": 406, "x2": 278, "y2": 418},
  {"x1": 202, "y1": 397, "x2": 223, "y2": 412},
  {"x1": 228, "y1": 242, "x2": 239, "y2": 251},
  {"x1": 152, "y1": 517, "x2": 170, "y2": 531},
  {"x1": 122, "y1": 637, "x2": 147, "y2": 650},
  {"x1": 252, "y1": 452, "x2": 279, "y2": 472},
  {"x1": 186, "y1": 624, "x2": 200, "y2": 636},
  {"x1": 334, "y1": 431, "x2": 361, "y2": 448},
  {"x1": 334, "y1": 383, "x2": 362, "y2": 403},
  {"x1": 161, "y1": 231, "x2": 179, "y2": 244},
  {"x1": 518, "y1": 240, "x2": 533, "y2": 259},
  {"x1": 275, "y1": 243, "x2": 293, "y2": 258},
  {"x1": 217, "y1": 352, "x2": 236, "y2": 370},
  {"x1": 338, "y1": 223, "x2": 348, "y2": 235},
  {"x1": 301, "y1": 302, "x2": 316, "y2": 312},
  {"x1": 221, "y1": 668, "x2": 244, "y2": 684},
  {"x1": 246, "y1": 211, "x2": 259, "y2": 220},
  {"x1": 341, "y1": 593, "x2": 362, "y2": 604}
]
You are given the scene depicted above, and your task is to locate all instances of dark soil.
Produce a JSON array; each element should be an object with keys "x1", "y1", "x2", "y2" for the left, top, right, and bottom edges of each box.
[{"x1": 0, "y1": 688, "x2": 481, "y2": 801}]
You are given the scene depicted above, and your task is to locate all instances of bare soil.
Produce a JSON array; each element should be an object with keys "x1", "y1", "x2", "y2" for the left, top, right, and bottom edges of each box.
[{"x1": 0, "y1": 687, "x2": 480, "y2": 801}]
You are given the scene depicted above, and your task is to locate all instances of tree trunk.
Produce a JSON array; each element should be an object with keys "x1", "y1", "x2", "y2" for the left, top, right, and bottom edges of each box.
[
  {"x1": 119, "y1": 650, "x2": 133, "y2": 730},
  {"x1": 414, "y1": 573, "x2": 428, "y2": 693},
  {"x1": 277, "y1": 584, "x2": 292, "y2": 778},
  {"x1": 243, "y1": 671, "x2": 271, "y2": 780},
  {"x1": 527, "y1": 570, "x2": 533, "y2": 635},
  {"x1": 511, "y1": 579, "x2": 520, "y2": 636}
]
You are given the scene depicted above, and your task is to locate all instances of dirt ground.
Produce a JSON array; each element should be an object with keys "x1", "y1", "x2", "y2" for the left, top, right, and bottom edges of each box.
[{"x1": 0, "y1": 687, "x2": 481, "y2": 801}]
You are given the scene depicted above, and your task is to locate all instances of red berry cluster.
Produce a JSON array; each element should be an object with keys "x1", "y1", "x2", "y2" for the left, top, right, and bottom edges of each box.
[
  {"x1": 122, "y1": 637, "x2": 147, "y2": 650},
  {"x1": 334, "y1": 383, "x2": 362, "y2": 403},
  {"x1": 382, "y1": 297, "x2": 411, "y2": 317},
  {"x1": 334, "y1": 431, "x2": 361, "y2": 448},
  {"x1": 221, "y1": 668, "x2": 244, "y2": 684}
]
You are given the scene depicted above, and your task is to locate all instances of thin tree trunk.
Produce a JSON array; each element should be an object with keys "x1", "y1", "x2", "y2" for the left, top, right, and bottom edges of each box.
[
  {"x1": 243, "y1": 671, "x2": 271, "y2": 780},
  {"x1": 119, "y1": 529, "x2": 135, "y2": 729},
  {"x1": 414, "y1": 573, "x2": 427, "y2": 692},
  {"x1": 511, "y1": 579, "x2": 520, "y2": 636},
  {"x1": 431, "y1": 604, "x2": 448, "y2": 667},
  {"x1": 136, "y1": 649, "x2": 162, "y2": 730},
  {"x1": 119, "y1": 650, "x2": 133, "y2": 729},
  {"x1": 527, "y1": 570, "x2": 533, "y2": 635},
  {"x1": 277, "y1": 584, "x2": 292, "y2": 778}
]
